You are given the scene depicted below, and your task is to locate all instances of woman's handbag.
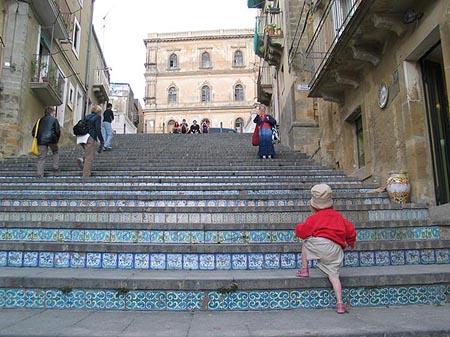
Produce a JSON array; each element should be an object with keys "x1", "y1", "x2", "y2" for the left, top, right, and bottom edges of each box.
[
  {"x1": 29, "y1": 119, "x2": 40, "y2": 156},
  {"x1": 252, "y1": 124, "x2": 259, "y2": 146},
  {"x1": 272, "y1": 125, "x2": 280, "y2": 144}
]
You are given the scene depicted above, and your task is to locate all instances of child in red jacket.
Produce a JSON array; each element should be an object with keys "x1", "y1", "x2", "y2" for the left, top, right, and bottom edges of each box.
[{"x1": 294, "y1": 183, "x2": 356, "y2": 314}]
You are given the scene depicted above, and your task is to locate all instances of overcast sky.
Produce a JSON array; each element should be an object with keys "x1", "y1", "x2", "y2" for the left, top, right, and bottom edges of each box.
[{"x1": 92, "y1": 0, "x2": 258, "y2": 103}]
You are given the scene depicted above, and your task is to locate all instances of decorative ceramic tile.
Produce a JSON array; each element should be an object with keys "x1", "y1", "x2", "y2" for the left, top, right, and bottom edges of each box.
[
  {"x1": 216, "y1": 254, "x2": 231, "y2": 270},
  {"x1": 420, "y1": 249, "x2": 436, "y2": 264},
  {"x1": 435, "y1": 249, "x2": 450, "y2": 264},
  {"x1": 405, "y1": 250, "x2": 420, "y2": 265},
  {"x1": 54, "y1": 252, "x2": 70, "y2": 268},
  {"x1": 150, "y1": 254, "x2": 166, "y2": 270},
  {"x1": 118, "y1": 253, "x2": 134, "y2": 269},
  {"x1": 248, "y1": 254, "x2": 264, "y2": 270},
  {"x1": 197, "y1": 254, "x2": 214, "y2": 270},
  {"x1": 0, "y1": 252, "x2": 8, "y2": 267},
  {"x1": 70, "y1": 253, "x2": 86, "y2": 268},
  {"x1": 7, "y1": 252, "x2": 23, "y2": 267},
  {"x1": 86, "y1": 253, "x2": 102, "y2": 268}
]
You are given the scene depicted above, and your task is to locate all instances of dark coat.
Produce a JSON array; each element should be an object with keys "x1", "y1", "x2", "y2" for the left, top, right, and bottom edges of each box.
[
  {"x1": 32, "y1": 114, "x2": 61, "y2": 145},
  {"x1": 253, "y1": 114, "x2": 277, "y2": 127},
  {"x1": 86, "y1": 113, "x2": 104, "y2": 143}
]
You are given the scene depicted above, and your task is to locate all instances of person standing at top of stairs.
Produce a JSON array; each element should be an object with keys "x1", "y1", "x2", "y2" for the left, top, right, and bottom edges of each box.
[
  {"x1": 295, "y1": 183, "x2": 356, "y2": 314},
  {"x1": 101, "y1": 103, "x2": 114, "y2": 151}
]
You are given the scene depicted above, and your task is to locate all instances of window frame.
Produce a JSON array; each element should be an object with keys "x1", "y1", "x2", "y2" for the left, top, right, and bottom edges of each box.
[
  {"x1": 234, "y1": 84, "x2": 244, "y2": 101},
  {"x1": 200, "y1": 51, "x2": 211, "y2": 69},
  {"x1": 233, "y1": 50, "x2": 244, "y2": 67},
  {"x1": 168, "y1": 86, "x2": 177, "y2": 104},
  {"x1": 169, "y1": 53, "x2": 178, "y2": 69},
  {"x1": 72, "y1": 17, "x2": 81, "y2": 58},
  {"x1": 201, "y1": 85, "x2": 211, "y2": 102}
]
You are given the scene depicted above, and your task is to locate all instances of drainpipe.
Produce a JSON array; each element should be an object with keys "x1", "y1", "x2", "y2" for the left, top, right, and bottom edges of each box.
[{"x1": 84, "y1": 0, "x2": 95, "y2": 115}]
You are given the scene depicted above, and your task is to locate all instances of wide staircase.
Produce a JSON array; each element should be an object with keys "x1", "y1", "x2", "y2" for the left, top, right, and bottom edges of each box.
[{"x1": 0, "y1": 133, "x2": 449, "y2": 314}]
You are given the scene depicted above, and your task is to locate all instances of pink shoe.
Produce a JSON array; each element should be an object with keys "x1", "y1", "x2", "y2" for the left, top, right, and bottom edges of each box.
[
  {"x1": 295, "y1": 268, "x2": 309, "y2": 277},
  {"x1": 336, "y1": 303, "x2": 346, "y2": 314}
]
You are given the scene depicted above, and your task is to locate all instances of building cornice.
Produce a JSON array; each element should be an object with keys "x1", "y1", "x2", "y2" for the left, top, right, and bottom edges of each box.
[{"x1": 144, "y1": 29, "x2": 255, "y2": 44}]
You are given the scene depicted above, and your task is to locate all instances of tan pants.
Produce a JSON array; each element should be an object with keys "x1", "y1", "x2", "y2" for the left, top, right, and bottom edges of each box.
[
  {"x1": 303, "y1": 237, "x2": 344, "y2": 277},
  {"x1": 81, "y1": 136, "x2": 96, "y2": 178},
  {"x1": 37, "y1": 143, "x2": 59, "y2": 177}
]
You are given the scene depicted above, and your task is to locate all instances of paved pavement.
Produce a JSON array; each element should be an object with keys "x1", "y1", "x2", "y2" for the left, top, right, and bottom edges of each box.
[{"x1": 0, "y1": 304, "x2": 450, "y2": 337}]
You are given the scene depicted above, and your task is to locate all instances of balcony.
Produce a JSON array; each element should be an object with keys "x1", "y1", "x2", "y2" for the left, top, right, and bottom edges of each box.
[
  {"x1": 305, "y1": 0, "x2": 422, "y2": 103},
  {"x1": 31, "y1": 0, "x2": 72, "y2": 40},
  {"x1": 92, "y1": 69, "x2": 110, "y2": 103},
  {"x1": 254, "y1": 13, "x2": 284, "y2": 68},
  {"x1": 30, "y1": 54, "x2": 64, "y2": 106},
  {"x1": 257, "y1": 64, "x2": 273, "y2": 105}
]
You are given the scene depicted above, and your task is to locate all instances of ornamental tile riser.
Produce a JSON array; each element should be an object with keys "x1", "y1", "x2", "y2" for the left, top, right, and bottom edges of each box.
[
  {"x1": 0, "y1": 210, "x2": 430, "y2": 223},
  {"x1": 0, "y1": 227, "x2": 441, "y2": 243},
  {"x1": 0, "y1": 197, "x2": 392, "y2": 207},
  {"x1": 1, "y1": 249, "x2": 449, "y2": 269},
  {"x1": 0, "y1": 285, "x2": 448, "y2": 311}
]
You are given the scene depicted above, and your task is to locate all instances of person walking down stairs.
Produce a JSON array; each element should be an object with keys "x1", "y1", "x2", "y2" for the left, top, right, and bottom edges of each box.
[
  {"x1": 294, "y1": 183, "x2": 356, "y2": 314},
  {"x1": 31, "y1": 106, "x2": 61, "y2": 178},
  {"x1": 76, "y1": 105, "x2": 104, "y2": 179}
]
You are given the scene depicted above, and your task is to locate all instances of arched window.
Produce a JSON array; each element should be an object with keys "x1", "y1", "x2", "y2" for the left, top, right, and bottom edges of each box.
[
  {"x1": 234, "y1": 84, "x2": 244, "y2": 101},
  {"x1": 201, "y1": 85, "x2": 211, "y2": 102},
  {"x1": 168, "y1": 86, "x2": 177, "y2": 103},
  {"x1": 233, "y1": 50, "x2": 243, "y2": 66},
  {"x1": 201, "y1": 51, "x2": 211, "y2": 68},
  {"x1": 169, "y1": 53, "x2": 178, "y2": 69}
]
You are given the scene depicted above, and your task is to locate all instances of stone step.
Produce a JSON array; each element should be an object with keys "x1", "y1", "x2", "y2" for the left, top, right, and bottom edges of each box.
[
  {"x1": 1, "y1": 240, "x2": 448, "y2": 270},
  {"x1": 0, "y1": 265, "x2": 448, "y2": 311},
  {"x1": 0, "y1": 194, "x2": 391, "y2": 207}
]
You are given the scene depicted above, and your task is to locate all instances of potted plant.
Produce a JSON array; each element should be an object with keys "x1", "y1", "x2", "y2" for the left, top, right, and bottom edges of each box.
[{"x1": 264, "y1": 23, "x2": 277, "y2": 36}]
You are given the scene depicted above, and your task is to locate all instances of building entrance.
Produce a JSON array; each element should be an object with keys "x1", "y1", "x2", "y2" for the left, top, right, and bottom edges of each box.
[{"x1": 421, "y1": 43, "x2": 450, "y2": 205}]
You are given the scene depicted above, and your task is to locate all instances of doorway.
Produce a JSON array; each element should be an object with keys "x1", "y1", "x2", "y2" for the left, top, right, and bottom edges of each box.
[{"x1": 421, "y1": 43, "x2": 450, "y2": 205}]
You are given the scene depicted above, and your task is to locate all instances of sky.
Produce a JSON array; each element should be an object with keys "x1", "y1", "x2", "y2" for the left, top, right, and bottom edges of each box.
[{"x1": 92, "y1": 0, "x2": 258, "y2": 103}]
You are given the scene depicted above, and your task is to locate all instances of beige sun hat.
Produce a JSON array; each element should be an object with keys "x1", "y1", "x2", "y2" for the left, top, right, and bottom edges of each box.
[{"x1": 310, "y1": 183, "x2": 333, "y2": 210}]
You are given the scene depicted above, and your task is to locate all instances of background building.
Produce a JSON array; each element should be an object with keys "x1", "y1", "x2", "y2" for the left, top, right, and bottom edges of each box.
[
  {"x1": 143, "y1": 29, "x2": 258, "y2": 133},
  {"x1": 109, "y1": 83, "x2": 139, "y2": 134}
]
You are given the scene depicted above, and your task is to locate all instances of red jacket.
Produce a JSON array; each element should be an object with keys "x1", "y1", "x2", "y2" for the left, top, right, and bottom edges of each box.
[{"x1": 294, "y1": 208, "x2": 356, "y2": 249}]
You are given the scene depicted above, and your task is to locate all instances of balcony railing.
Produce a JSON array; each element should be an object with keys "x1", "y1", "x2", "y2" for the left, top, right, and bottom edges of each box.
[
  {"x1": 31, "y1": 0, "x2": 72, "y2": 40},
  {"x1": 30, "y1": 54, "x2": 64, "y2": 106},
  {"x1": 306, "y1": 0, "x2": 362, "y2": 88},
  {"x1": 92, "y1": 68, "x2": 110, "y2": 103}
]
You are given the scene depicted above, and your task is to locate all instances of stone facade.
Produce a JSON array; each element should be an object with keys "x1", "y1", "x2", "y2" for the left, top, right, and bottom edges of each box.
[
  {"x1": 143, "y1": 29, "x2": 258, "y2": 133},
  {"x1": 251, "y1": 0, "x2": 450, "y2": 207},
  {"x1": 0, "y1": 0, "x2": 110, "y2": 157}
]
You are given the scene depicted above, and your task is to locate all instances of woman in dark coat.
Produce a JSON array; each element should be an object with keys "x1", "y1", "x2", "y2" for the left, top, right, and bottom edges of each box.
[{"x1": 253, "y1": 104, "x2": 276, "y2": 159}]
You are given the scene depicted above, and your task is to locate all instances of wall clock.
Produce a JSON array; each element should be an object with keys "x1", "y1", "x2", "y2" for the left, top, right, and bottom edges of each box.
[{"x1": 377, "y1": 82, "x2": 389, "y2": 109}]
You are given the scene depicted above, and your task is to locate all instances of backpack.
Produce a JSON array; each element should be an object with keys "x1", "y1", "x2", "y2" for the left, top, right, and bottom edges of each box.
[
  {"x1": 181, "y1": 123, "x2": 187, "y2": 134},
  {"x1": 202, "y1": 124, "x2": 208, "y2": 133},
  {"x1": 73, "y1": 118, "x2": 89, "y2": 136}
]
